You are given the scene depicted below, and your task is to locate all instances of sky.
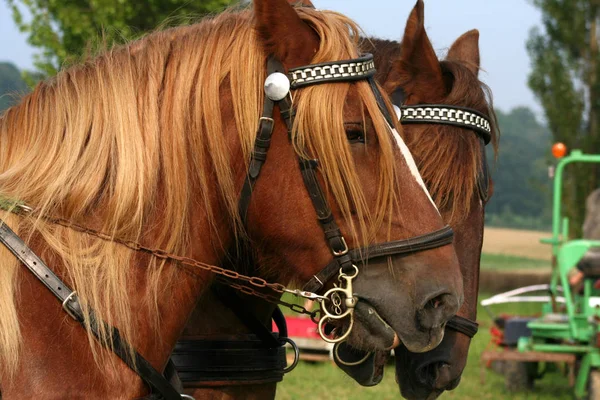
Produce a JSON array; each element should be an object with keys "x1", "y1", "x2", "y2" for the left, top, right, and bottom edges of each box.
[{"x1": 0, "y1": 0, "x2": 543, "y2": 115}]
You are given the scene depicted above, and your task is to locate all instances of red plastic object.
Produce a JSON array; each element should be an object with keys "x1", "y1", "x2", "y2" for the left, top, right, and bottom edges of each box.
[{"x1": 273, "y1": 316, "x2": 321, "y2": 339}]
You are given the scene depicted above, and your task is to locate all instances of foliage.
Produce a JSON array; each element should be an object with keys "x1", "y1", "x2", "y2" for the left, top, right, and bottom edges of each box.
[
  {"x1": 485, "y1": 107, "x2": 553, "y2": 230},
  {"x1": 0, "y1": 62, "x2": 27, "y2": 112},
  {"x1": 6, "y1": 0, "x2": 238, "y2": 77},
  {"x1": 527, "y1": 0, "x2": 600, "y2": 237}
]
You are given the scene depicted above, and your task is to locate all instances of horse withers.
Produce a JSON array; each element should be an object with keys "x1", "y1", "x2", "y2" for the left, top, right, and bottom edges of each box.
[{"x1": 0, "y1": 0, "x2": 461, "y2": 398}]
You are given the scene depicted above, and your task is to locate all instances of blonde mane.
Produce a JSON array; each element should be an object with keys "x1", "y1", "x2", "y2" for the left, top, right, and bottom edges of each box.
[{"x1": 0, "y1": 7, "x2": 402, "y2": 378}]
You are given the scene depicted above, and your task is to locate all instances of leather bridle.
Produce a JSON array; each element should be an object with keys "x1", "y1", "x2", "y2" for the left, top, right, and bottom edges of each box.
[
  {"x1": 237, "y1": 53, "x2": 456, "y2": 344},
  {"x1": 390, "y1": 86, "x2": 492, "y2": 340}
]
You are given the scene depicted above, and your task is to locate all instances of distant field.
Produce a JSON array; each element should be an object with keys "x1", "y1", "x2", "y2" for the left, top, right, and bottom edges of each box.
[
  {"x1": 480, "y1": 253, "x2": 550, "y2": 270},
  {"x1": 482, "y1": 227, "x2": 551, "y2": 261}
]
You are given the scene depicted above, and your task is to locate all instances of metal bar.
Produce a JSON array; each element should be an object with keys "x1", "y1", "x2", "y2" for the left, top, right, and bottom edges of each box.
[
  {"x1": 481, "y1": 296, "x2": 565, "y2": 307},
  {"x1": 529, "y1": 343, "x2": 593, "y2": 353},
  {"x1": 480, "y1": 350, "x2": 576, "y2": 362}
]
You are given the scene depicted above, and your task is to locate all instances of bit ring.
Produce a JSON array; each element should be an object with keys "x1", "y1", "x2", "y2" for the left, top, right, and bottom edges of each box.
[{"x1": 280, "y1": 337, "x2": 300, "y2": 373}]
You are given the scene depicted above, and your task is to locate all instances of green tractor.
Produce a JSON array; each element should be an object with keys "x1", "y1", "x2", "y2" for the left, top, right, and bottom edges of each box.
[{"x1": 481, "y1": 147, "x2": 600, "y2": 399}]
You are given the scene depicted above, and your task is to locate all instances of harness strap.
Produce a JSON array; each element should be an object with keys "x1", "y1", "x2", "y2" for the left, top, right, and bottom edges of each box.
[
  {"x1": 303, "y1": 225, "x2": 454, "y2": 293},
  {"x1": 171, "y1": 336, "x2": 286, "y2": 386},
  {"x1": 446, "y1": 315, "x2": 479, "y2": 338},
  {"x1": 238, "y1": 57, "x2": 282, "y2": 222},
  {"x1": 275, "y1": 89, "x2": 355, "y2": 274},
  {"x1": 0, "y1": 221, "x2": 183, "y2": 400}
]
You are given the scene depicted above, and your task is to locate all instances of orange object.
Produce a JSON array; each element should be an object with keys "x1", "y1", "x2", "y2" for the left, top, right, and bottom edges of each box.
[{"x1": 552, "y1": 142, "x2": 567, "y2": 158}]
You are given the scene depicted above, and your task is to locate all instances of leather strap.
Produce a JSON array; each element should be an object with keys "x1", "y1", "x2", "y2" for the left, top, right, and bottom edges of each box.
[
  {"x1": 238, "y1": 57, "x2": 284, "y2": 222},
  {"x1": 303, "y1": 225, "x2": 454, "y2": 293},
  {"x1": 169, "y1": 285, "x2": 289, "y2": 386},
  {"x1": 0, "y1": 221, "x2": 183, "y2": 400},
  {"x1": 477, "y1": 137, "x2": 490, "y2": 202},
  {"x1": 171, "y1": 336, "x2": 286, "y2": 385},
  {"x1": 446, "y1": 315, "x2": 479, "y2": 338}
]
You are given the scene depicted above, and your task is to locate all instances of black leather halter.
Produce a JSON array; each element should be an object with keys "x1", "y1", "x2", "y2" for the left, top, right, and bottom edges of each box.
[
  {"x1": 390, "y1": 87, "x2": 491, "y2": 340},
  {"x1": 238, "y1": 54, "x2": 454, "y2": 301}
]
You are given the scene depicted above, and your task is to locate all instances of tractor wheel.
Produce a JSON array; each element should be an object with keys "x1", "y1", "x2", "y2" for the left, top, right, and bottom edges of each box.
[
  {"x1": 505, "y1": 361, "x2": 536, "y2": 392},
  {"x1": 588, "y1": 370, "x2": 600, "y2": 400}
]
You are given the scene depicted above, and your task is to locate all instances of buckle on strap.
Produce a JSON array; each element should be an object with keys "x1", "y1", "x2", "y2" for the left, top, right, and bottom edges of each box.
[
  {"x1": 332, "y1": 236, "x2": 349, "y2": 256},
  {"x1": 62, "y1": 291, "x2": 80, "y2": 321}
]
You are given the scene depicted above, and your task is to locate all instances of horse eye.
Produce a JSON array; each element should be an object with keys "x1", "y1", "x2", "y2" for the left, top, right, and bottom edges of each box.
[{"x1": 346, "y1": 130, "x2": 365, "y2": 144}]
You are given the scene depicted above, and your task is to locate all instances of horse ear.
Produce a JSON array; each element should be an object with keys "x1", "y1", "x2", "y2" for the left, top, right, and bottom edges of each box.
[
  {"x1": 447, "y1": 29, "x2": 480, "y2": 76},
  {"x1": 385, "y1": 0, "x2": 445, "y2": 101},
  {"x1": 254, "y1": 0, "x2": 319, "y2": 68}
]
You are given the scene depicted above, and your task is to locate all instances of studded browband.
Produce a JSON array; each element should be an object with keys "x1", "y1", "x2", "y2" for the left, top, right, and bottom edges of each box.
[{"x1": 399, "y1": 105, "x2": 491, "y2": 145}]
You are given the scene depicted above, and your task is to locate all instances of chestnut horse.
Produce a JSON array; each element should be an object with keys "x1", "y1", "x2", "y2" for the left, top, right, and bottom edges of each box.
[
  {"x1": 177, "y1": 1, "x2": 498, "y2": 400},
  {"x1": 0, "y1": 0, "x2": 462, "y2": 398},
  {"x1": 370, "y1": 2, "x2": 498, "y2": 399}
]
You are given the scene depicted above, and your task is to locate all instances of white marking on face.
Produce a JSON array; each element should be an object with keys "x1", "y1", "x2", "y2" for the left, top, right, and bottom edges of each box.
[{"x1": 388, "y1": 109, "x2": 438, "y2": 211}]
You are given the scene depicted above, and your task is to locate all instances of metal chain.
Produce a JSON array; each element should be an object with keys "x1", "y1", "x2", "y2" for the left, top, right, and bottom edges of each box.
[
  {"x1": 13, "y1": 205, "x2": 328, "y2": 314},
  {"x1": 224, "y1": 279, "x2": 321, "y2": 321}
]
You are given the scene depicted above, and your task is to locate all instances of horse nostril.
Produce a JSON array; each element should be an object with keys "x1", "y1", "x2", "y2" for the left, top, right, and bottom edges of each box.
[
  {"x1": 417, "y1": 293, "x2": 458, "y2": 330},
  {"x1": 415, "y1": 362, "x2": 440, "y2": 387},
  {"x1": 434, "y1": 363, "x2": 454, "y2": 389},
  {"x1": 426, "y1": 296, "x2": 442, "y2": 310},
  {"x1": 416, "y1": 361, "x2": 459, "y2": 391}
]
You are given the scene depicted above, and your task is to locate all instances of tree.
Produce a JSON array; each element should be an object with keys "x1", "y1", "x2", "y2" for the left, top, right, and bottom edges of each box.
[
  {"x1": 528, "y1": 0, "x2": 600, "y2": 236},
  {"x1": 485, "y1": 107, "x2": 552, "y2": 230},
  {"x1": 6, "y1": 0, "x2": 237, "y2": 77},
  {"x1": 0, "y1": 62, "x2": 28, "y2": 112}
]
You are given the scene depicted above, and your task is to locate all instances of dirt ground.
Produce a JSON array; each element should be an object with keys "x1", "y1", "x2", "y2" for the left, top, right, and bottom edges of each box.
[{"x1": 482, "y1": 227, "x2": 551, "y2": 261}]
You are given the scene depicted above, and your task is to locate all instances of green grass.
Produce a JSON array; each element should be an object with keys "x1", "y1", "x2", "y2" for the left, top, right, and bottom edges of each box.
[
  {"x1": 276, "y1": 295, "x2": 573, "y2": 400},
  {"x1": 480, "y1": 253, "x2": 551, "y2": 270}
]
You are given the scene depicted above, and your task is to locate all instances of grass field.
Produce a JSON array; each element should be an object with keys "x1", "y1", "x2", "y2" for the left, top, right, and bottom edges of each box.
[{"x1": 276, "y1": 227, "x2": 572, "y2": 399}]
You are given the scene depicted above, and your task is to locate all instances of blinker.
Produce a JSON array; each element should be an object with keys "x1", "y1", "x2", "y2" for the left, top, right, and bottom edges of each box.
[{"x1": 264, "y1": 72, "x2": 290, "y2": 101}]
